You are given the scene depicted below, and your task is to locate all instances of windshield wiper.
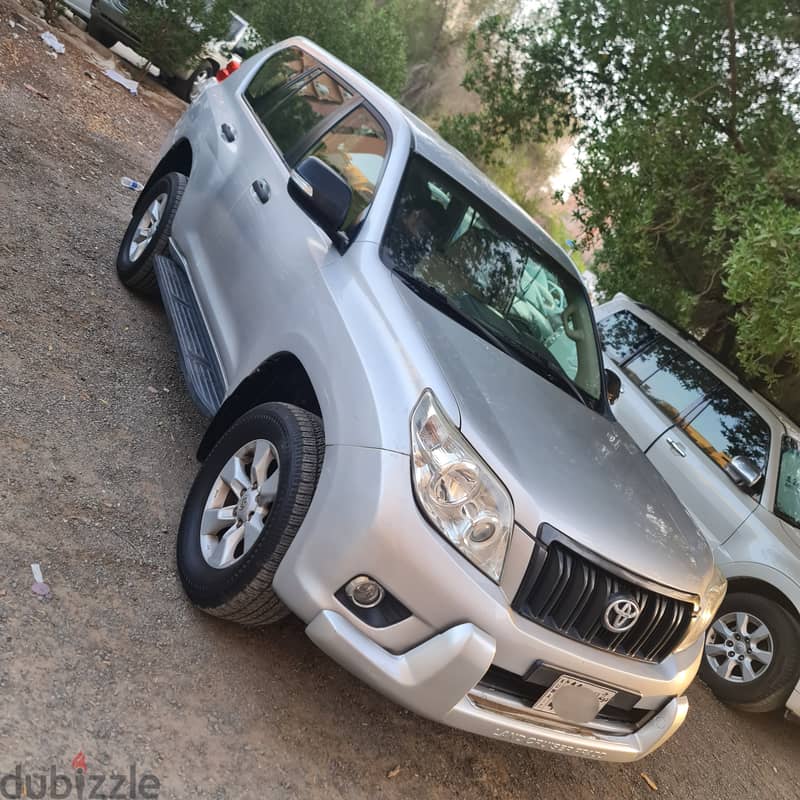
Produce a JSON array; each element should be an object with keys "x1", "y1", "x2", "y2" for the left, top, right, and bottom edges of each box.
[{"x1": 393, "y1": 270, "x2": 589, "y2": 408}]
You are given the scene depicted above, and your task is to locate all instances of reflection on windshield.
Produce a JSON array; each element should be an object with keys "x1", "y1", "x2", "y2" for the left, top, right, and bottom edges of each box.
[
  {"x1": 381, "y1": 156, "x2": 602, "y2": 401},
  {"x1": 777, "y1": 436, "x2": 800, "y2": 528}
]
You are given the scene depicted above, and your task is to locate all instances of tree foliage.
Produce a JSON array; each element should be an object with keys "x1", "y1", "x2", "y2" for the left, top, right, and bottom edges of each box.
[
  {"x1": 126, "y1": 0, "x2": 231, "y2": 75},
  {"x1": 237, "y1": 0, "x2": 408, "y2": 96},
  {"x1": 442, "y1": 1, "x2": 800, "y2": 409}
]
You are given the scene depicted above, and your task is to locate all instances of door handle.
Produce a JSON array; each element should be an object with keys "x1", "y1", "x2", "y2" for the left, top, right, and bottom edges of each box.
[
  {"x1": 220, "y1": 123, "x2": 236, "y2": 142},
  {"x1": 251, "y1": 178, "x2": 271, "y2": 204},
  {"x1": 666, "y1": 437, "x2": 687, "y2": 457}
]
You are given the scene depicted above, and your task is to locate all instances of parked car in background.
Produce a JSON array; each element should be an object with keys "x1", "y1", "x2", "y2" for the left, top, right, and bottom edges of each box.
[
  {"x1": 87, "y1": 0, "x2": 259, "y2": 101},
  {"x1": 64, "y1": 0, "x2": 92, "y2": 20},
  {"x1": 597, "y1": 294, "x2": 800, "y2": 717},
  {"x1": 110, "y1": 38, "x2": 727, "y2": 760}
]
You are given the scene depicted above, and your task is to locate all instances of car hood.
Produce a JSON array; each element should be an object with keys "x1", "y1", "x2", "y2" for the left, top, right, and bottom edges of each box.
[{"x1": 397, "y1": 280, "x2": 715, "y2": 596}]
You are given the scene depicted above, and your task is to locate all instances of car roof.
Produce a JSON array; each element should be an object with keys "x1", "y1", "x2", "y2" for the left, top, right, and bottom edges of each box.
[
  {"x1": 283, "y1": 37, "x2": 581, "y2": 282},
  {"x1": 598, "y1": 293, "x2": 799, "y2": 438}
]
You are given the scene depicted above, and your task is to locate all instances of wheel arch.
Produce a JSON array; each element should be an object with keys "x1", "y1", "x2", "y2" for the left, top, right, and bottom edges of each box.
[
  {"x1": 724, "y1": 573, "x2": 800, "y2": 622},
  {"x1": 198, "y1": 352, "x2": 322, "y2": 462},
  {"x1": 133, "y1": 139, "x2": 193, "y2": 218}
]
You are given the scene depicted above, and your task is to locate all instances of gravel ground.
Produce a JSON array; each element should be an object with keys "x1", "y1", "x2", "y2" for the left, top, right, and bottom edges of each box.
[{"x1": 1, "y1": 6, "x2": 799, "y2": 799}]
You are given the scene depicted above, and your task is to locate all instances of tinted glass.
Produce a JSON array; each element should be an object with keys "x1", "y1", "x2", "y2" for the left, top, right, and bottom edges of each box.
[
  {"x1": 382, "y1": 156, "x2": 603, "y2": 401},
  {"x1": 302, "y1": 106, "x2": 387, "y2": 229},
  {"x1": 598, "y1": 310, "x2": 655, "y2": 364},
  {"x1": 623, "y1": 337, "x2": 718, "y2": 420},
  {"x1": 244, "y1": 47, "x2": 310, "y2": 121},
  {"x1": 683, "y1": 390, "x2": 770, "y2": 474},
  {"x1": 266, "y1": 72, "x2": 354, "y2": 158},
  {"x1": 776, "y1": 436, "x2": 800, "y2": 527}
]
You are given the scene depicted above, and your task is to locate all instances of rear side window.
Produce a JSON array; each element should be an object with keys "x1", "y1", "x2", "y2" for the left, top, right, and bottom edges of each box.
[
  {"x1": 244, "y1": 47, "x2": 311, "y2": 120},
  {"x1": 263, "y1": 72, "x2": 355, "y2": 160},
  {"x1": 598, "y1": 310, "x2": 655, "y2": 364},
  {"x1": 682, "y1": 390, "x2": 770, "y2": 476},
  {"x1": 623, "y1": 337, "x2": 718, "y2": 421},
  {"x1": 301, "y1": 106, "x2": 388, "y2": 229}
]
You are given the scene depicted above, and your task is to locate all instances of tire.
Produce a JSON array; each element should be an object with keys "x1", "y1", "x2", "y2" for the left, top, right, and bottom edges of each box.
[
  {"x1": 699, "y1": 591, "x2": 800, "y2": 712},
  {"x1": 87, "y1": 18, "x2": 117, "y2": 48},
  {"x1": 116, "y1": 172, "x2": 187, "y2": 295},
  {"x1": 177, "y1": 403, "x2": 325, "y2": 627},
  {"x1": 176, "y1": 60, "x2": 217, "y2": 103}
]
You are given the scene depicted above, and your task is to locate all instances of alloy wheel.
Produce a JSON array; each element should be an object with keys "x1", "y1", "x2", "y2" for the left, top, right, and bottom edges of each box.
[
  {"x1": 705, "y1": 611, "x2": 774, "y2": 683},
  {"x1": 127, "y1": 193, "x2": 167, "y2": 262},
  {"x1": 200, "y1": 439, "x2": 280, "y2": 569}
]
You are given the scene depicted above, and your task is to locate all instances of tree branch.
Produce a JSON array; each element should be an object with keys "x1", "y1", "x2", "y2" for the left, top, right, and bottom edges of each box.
[{"x1": 725, "y1": 0, "x2": 745, "y2": 153}]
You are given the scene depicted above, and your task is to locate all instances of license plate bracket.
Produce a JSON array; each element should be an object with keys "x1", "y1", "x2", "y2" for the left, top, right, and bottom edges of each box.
[{"x1": 532, "y1": 674, "x2": 618, "y2": 717}]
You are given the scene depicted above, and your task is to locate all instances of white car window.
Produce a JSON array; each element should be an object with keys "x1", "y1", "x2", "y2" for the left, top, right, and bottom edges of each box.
[{"x1": 776, "y1": 436, "x2": 800, "y2": 527}]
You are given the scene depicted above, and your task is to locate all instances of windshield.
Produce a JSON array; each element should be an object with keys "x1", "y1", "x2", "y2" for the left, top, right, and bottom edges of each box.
[
  {"x1": 776, "y1": 436, "x2": 800, "y2": 528},
  {"x1": 381, "y1": 156, "x2": 603, "y2": 402}
]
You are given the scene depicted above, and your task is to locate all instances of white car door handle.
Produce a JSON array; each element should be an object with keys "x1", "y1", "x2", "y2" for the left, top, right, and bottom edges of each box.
[{"x1": 666, "y1": 437, "x2": 687, "y2": 457}]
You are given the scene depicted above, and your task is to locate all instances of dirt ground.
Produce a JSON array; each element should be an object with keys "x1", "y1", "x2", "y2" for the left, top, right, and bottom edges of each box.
[{"x1": 0, "y1": 5, "x2": 799, "y2": 799}]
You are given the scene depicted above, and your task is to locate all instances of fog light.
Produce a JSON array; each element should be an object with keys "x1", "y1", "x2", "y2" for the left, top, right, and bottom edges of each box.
[{"x1": 345, "y1": 576, "x2": 384, "y2": 608}]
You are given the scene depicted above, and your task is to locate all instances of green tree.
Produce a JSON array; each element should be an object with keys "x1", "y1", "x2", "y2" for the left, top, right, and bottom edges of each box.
[
  {"x1": 441, "y1": 1, "x2": 800, "y2": 410},
  {"x1": 237, "y1": 0, "x2": 408, "y2": 96},
  {"x1": 126, "y1": 0, "x2": 231, "y2": 76}
]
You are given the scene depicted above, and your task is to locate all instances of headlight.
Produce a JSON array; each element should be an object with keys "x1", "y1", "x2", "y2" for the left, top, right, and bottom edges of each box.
[
  {"x1": 675, "y1": 565, "x2": 727, "y2": 652},
  {"x1": 410, "y1": 390, "x2": 514, "y2": 582}
]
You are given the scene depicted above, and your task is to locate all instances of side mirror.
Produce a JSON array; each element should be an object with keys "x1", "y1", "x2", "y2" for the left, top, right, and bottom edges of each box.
[
  {"x1": 288, "y1": 157, "x2": 352, "y2": 250},
  {"x1": 725, "y1": 455, "x2": 763, "y2": 489},
  {"x1": 605, "y1": 368, "x2": 622, "y2": 405}
]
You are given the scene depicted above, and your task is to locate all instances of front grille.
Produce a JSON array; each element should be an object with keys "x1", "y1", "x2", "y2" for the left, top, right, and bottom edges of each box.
[{"x1": 512, "y1": 528, "x2": 695, "y2": 663}]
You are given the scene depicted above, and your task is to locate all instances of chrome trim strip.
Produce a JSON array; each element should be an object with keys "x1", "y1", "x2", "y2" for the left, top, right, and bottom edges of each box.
[
  {"x1": 535, "y1": 524, "x2": 701, "y2": 607},
  {"x1": 467, "y1": 687, "x2": 641, "y2": 737}
]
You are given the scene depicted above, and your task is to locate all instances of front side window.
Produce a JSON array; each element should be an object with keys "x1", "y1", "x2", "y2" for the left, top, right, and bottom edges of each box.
[
  {"x1": 776, "y1": 436, "x2": 800, "y2": 527},
  {"x1": 622, "y1": 337, "x2": 718, "y2": 421},
  {"x1": 598, "y1": 310, "x2": 655, "y2": 364},
  {"x1": 382, "y1": 156, "x2": 603, "y2": 403},
  {"x1": 301, "y1": 106, "x2": 387, "y2": 229},
  {"x1": 682, "y1": 390, "x2": 770, "y2": 478},
  {"x1": 244, "y1": 47, "x2": 311, "y2": 121},
  {"x1": 263, "y1": 72, "x2": 354, "y2": 159}
]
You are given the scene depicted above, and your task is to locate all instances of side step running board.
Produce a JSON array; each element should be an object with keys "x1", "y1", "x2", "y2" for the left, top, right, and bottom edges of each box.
[{"x1": 154, "y1": 254, "x2": 225, "y2": 417}]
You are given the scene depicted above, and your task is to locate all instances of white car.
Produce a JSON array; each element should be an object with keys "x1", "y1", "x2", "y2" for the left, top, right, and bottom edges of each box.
[{"x1": 597, "y1": 293, "x2": 800, "y2": 717}]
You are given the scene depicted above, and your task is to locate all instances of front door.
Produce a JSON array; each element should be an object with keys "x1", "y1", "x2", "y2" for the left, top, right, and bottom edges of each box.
[
  {"x1": 198, "y1": 46, "x2": 391, "y2": 387},
  {"x1": 646, "y1": 388, "x2": 771, "y2": 548}
]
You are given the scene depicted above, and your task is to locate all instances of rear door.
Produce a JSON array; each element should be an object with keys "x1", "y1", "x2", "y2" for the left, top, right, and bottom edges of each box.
[
  {"x1": 646, "y1": 388, "x2": 771, "y2": 547},
  {"x1": 598, "y1": 310, "x2": 716, "y2": 450}
]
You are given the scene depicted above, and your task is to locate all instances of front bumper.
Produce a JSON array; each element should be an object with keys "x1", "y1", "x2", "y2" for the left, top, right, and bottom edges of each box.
[
  {"x1": 308, "y1": 609, "x2": 689, "y2": 761},
  {"x1": 274, "y1": 445, "x2": 701, "y2": 761}
]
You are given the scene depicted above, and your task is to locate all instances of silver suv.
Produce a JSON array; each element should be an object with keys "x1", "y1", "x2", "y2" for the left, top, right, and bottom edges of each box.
[
  {"x1": 596, "y1": 294, "x2": 800, "y2": 718},
  {"x1": 115, "y1": 39, "x2": 725, "y2": 761}
]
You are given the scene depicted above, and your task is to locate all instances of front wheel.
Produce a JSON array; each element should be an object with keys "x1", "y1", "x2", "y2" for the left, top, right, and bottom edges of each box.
[
  {"x1": 177, "y1": 403, "x2": 324, "y2": 627},
  {"x1": 700, "y1": 592, "x2": 800, "y2": 712},
  {"x1": 116, "y1": 171, "x2": 187, "y2": 295}
]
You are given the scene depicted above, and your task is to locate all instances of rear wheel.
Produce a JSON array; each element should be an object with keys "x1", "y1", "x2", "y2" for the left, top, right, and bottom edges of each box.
[
  {"x1": 116, "y1": 172, "x2": 186, "y2": 295},
  {"x1": 181, "y1": 60, "x2": 217, "y2": 103},
  {"x1": 177, "y1": 403, "x2": 324, "y2": 626},
  {"x1": 700, "y1": 592, "x2": 800, "y2": 712}
]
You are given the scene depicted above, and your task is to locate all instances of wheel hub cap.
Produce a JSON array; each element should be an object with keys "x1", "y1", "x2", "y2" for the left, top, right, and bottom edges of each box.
[
  {"x1": 128, "y1": 192, "x2": 167, "y2": 262},
  {"x1": 704, "y1": 611, "x2": 774, "y2": 684},
  {"x1": 200, "y1": 439, "x2": 280, "y2": 570}
]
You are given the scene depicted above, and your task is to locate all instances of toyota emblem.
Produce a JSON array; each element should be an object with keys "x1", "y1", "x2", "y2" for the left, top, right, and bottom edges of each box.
[{"x1": 603, "y1": 595, "x2": 641, "y2": 633}]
